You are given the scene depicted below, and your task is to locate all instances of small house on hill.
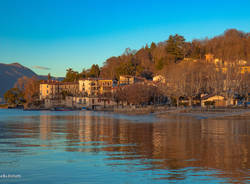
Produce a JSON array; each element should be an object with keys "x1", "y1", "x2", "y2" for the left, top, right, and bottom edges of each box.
[
  {"x1": 153, "y1": 75, "x2": 166, "y2": 83},
  {"x1": 201, "y1": 94, "x2": 226, "y2": 107}
]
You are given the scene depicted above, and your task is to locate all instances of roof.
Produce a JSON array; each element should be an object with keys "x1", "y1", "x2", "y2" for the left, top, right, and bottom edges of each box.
[
  {"x1": 79, "y1": 78, "x2": 113, "y2": 81},
  {"x1": 40, "y1": 80, "x2": 60, "y2": 84},
  {"x1": 59, "y1": 82, "x2": 78, "y2": 85},
  {"x1": 40, "y1": 80, "x2": 78, "y2": 85},
  {"x1": 119, "y1": 75, "x2": 135, "y2": 78},
  {"x1": 201, "y1": 94, "x2": 224, "y2": 100}
]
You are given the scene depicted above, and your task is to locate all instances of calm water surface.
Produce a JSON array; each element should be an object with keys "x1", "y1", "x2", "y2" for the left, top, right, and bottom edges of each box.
[{"x1": 0, "y1": 109, "x2": 250, "y2": 184}]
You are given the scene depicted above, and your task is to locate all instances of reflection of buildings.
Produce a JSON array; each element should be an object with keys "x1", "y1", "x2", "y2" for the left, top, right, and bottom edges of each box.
[
  {"x1": 4, "y1": 112, "x2": 250, "y2": 183},
  {"x1": 23, "y1": 112, "x2": 250, "y2": 183},
  {"x1": 39, "y1": 114, "x2": 52, "y2": 142}
]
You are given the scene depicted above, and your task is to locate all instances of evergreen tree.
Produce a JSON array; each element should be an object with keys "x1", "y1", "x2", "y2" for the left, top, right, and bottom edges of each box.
[
  {"x1": 88, "y1": 64, "x2": 100, "y2": 78},
  {"x1": 166, "y1": 34, "x2": 186, "y2": 63}
]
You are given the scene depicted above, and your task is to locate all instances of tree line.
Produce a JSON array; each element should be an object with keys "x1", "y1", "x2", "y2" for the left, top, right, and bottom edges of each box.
[
  {"x1": 4, "y1": 76, "x2": 40, "y2": 108},
  {"x1": 63, "y1": 29, "x2": 250, "y2": 82}
]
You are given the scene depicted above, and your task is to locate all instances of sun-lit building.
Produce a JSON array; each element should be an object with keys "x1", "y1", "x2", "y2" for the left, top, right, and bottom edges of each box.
[
  {"x1": 240, "y1": 66, "x2": 250, "y2": 74},
  {"x1": 153, "y1": 75, "x2": 166, "y2": 83},
  {"x1": 40, "y1": 80, "x2": 60, "y2": 100},
  {"x1": 39, "y1": 80, "x2": 79, "y2": 100},
  {"x1": 79, "y1": 78, "x2": 114, "y2": 96},
  {"x1": 119, "y1": 75, "x2": 146, "y2": 85}
]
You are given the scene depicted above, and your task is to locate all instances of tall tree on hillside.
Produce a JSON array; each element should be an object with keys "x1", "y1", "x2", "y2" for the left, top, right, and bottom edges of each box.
[
  {"x1": 48, "y1": 73, "x2": 51, "y2": 80},
  {"x1": 165, "y1": 34, "x2": 186, "y2": 63},
  {"x1": 116, "y1": 60, "x2": 136, "y2": 77},
  {"x1": 80, "y1": 68, "x2": 88, "y2": 78},
  {"x1": 87, "y1": 64, "x2": 100, "y2": 78},
  {"x1": 64, "y1": 68, "x2": 80, "y2": 82},
  {"x1": 150, "y1": 42, "x2": 157, "y2": 50}
]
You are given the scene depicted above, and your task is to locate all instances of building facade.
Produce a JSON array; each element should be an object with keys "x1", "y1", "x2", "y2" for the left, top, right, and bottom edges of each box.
[
  {"x1": 40, "y1": 81, "x2": 60, "y2": 100},
  {"x1": 119, "y1": 75, "x2": 146, "y2": 85},
  {"x1": 40, "y1": 81, "x2": 79, "y2": 100},
  {"x1": 79, "y1": 78, "x2": 113, "y2": 96}
]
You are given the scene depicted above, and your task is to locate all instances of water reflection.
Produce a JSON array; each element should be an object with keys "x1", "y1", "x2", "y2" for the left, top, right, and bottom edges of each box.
[{"x1": 0, "y1": 110, "x2": 250, "y2": 183}]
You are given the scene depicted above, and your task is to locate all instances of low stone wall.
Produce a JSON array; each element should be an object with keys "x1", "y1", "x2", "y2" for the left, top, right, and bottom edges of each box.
[
  {"x1": 180, "y1": 107, "x2": 250, "y2": 113},
  {"x1": 113, "y1": 106, "x2": 170, "y2": 114}
]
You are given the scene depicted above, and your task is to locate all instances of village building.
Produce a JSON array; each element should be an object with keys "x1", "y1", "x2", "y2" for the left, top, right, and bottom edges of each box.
[
  {"x1": 240, "y1": 66, "x2": 250, "y2": 74},
  {"x1": 205, "y1": 53, "x2": 223, "y2": 65},
  {"x1": 40, "y1": 80, "x2": 60, "y2": 100},
  {"x1": 78, "y1": 78, "x2": 114, "y2": 96},
  {"x1": 153, "y1": 75, "x2": 166, "y2": 83},
  {"x1": 39, "y1": 80, "x2": 79, "y2": 100},
  {"x1": 201, "y1": 94, "x2": 226, "y2": 107},
  {"x1": 119, "y1": 75, "x2": 145, "y2": 85},
  {"x1": 200, "y1": 94, "x2": 238, "y2": 107},
  {"x1": 59, "y1": 82, "x2": 79, "y2": 96}
]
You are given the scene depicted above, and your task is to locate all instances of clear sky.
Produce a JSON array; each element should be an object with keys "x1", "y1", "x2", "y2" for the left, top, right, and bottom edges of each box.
[{"x1": 0, "y1": 0, "x2": 250, "y2": 77}]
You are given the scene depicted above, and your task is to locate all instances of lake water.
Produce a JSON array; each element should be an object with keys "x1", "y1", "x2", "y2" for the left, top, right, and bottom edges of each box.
[{"x1": 0, "y1": 109, "x2": 250, "y2": 184}]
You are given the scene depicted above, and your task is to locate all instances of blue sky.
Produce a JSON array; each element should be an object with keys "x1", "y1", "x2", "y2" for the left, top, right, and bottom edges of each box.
[{"x1": 0, "y1": 0, "x2": 250, "y2": 76}]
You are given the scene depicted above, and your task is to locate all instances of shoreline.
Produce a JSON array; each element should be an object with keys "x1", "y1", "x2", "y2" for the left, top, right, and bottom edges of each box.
[
  {"x1": 156, "y1": 108, "x2": 250, "y2": 120},
  {"x1": 2, "y1": 106, "x2": 250, "y2": 120}
]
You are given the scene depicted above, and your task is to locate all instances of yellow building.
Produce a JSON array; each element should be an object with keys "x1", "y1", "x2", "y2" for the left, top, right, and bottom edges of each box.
[
  {"x1": 98, "y1": 79, "x2": 113, "y2": 95},
  {"x1": 201, "y1": 94, "x2": 226, "y2": 107},
  {"x1": 217, "y1": 66, "x2": 250, "y2": 74},
  {"x1": 119, "y1": 75, "x2": 145, "y2": 85},
  {"x1": 119, "y1": 75, "x2": 135, "y2": 85},
  {"x1": 205, "y1": 53, "x2": 223, "y2": 65},
  {"x1": 40, "y1": 81, "x2": 60, "y2": 100},
  {"x1": 40, "y1": 81, "x2": 79, "y2": 100},
  {"x1": 59, "y1": 82, "x2": 79, "y2": 95},
  {"x1": 153, "y1": 75, "x2": 166, "y2": 83},
  {"x1": 240, "y1": 66, "x2": 250, "y2": 74},
  {"x1": 205, "y1": 53, "x2": 214, "y2": 62},
  {"x1": 79, "y1": 78, "x2": 113, "y2": 96}
]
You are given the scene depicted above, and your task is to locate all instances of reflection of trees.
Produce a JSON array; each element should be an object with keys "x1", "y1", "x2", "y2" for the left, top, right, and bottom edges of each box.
[
  {"x1": 4, "y1": 112, "x2": 250, "y2": 183},
  {"x1": 71, "y1": 115, "x2": 250, "y2": 183},
  {"x1": 47, "y1": 113, "x2": 250, "y2": 183}
]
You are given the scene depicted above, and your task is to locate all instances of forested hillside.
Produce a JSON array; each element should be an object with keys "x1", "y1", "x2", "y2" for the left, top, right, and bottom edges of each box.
[{"x1": 63, "y1": 29, "x2": 250, "y2": 81}]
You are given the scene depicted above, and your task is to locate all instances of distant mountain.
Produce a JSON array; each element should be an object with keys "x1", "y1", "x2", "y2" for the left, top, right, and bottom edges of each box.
[
  {"x1": 0, "y1": 63, "x2": 64, "y2": 97},
  {"x1": 0, "y1": 63, "x2": 37, "y2": 97}
]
